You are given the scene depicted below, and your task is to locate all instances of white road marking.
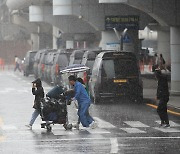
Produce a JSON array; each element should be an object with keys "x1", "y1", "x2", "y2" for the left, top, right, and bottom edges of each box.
[
  {"x1": 52, "y1": 130, "x2": 75, "y2": 135},
  {"x1": 153, "y1": 127, "x2": 180, "y2": 133},
  {"x1": 1, "y1": 125, "x2": 18, "y2": 130},
  {"x1": 2, "y1": 136, "x2": 180, "y2": 143},
  {"x1": 110, "y1": 138, "x2": 119, "y2": 154},
  {"x1": 0, "y1": 88, "x2": 30, "y2": 94},
  {"x1": 155, "y1": 120, "x2": 180, "y2": 127},
  {"x1": 93, "y1": 117, "x2": 116, "y2": 128},
  {"x1": 120, "y1": 128, "x2": 146, "y2": 133},
  {"x1": 17, "y1": 90, "x2": 29, "y2": 93},
  {"x1": 84, "y1": 128, "x2": 111, "y2": 134},
  {"x1": 124, "y1": 121, "x2": 149, "y2": 128}
]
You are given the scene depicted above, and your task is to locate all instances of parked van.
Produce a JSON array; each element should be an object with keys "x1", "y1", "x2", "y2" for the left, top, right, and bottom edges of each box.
[
  {"x1": 37, "y1": 49, "x2": 56, "y2": 80},
  {"x1": 89, "y1": 51, "x2": 143, "y2": 104},
  {"x1": 51, "y1": 50, "x2": 72, "y2": 85},
  {"x1": 44, "y1": 51, "x2": 57, "y2": 82},
  {"x1": 23, "y1": 50, "x2": 37, "y2": 76},
  {"x1": 78, "y1": 49, "x2": 102, "y2": 87},
  {"x1": 81, "y1": 49, "x2": 102, "y2": 75},
  {"x1": 69, "y1": 49, "x2": 86, "y2": 66},
  {"x1": 33, "y1": 49, "x2": 47, "y2": 78}
]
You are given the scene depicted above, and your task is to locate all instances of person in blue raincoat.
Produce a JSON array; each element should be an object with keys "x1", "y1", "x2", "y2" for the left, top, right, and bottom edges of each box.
[{"x1": 68, "y1": 75, "x2": 97, "y2": 128}]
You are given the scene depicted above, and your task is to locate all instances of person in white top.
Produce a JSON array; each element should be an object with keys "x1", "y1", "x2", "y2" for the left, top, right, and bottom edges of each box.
[{"x1": 14, "y1": 55, "x2": 21, "y2": 72}]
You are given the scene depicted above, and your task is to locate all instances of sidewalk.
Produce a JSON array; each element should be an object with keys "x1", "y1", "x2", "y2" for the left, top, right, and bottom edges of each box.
[{"x1": 142, "y1": 74, "x2": 180, "y2": 114}]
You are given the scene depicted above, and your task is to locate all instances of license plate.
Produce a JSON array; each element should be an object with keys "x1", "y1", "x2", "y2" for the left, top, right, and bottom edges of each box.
[{"x1": 113, "y1": 79, "x2": 127, "y2": 83}]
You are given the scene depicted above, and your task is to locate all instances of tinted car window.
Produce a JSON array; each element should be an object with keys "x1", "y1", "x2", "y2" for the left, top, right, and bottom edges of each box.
[
  {"x1": 102, "y1": 59, "x2": 138, "y2": 79},
  {"x1": 87, "y1": 52, "x2": 96, "y2": 60},
  {"x1": 75, "y1": 52, "x2": 84, "y2": 59},
  {"x1": 30, "y1": 52, "x2": 36, "y2": 59}
]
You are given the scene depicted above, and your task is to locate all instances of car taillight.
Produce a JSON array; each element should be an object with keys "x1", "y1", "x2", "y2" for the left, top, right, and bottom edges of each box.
[
  {"x1": 83, "y1": 72, "x2": 87, "y2": 84},
  {"x1": 55, "y1": 64, "x2": 59, "y2": 75},
  {"x1": 41, "y1": 64, "x2": 45, "y2": 72}
]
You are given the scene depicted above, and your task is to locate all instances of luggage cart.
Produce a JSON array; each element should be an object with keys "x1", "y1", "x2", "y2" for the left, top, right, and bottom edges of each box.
[{"x1": 40, "y1": 85, "x2": 72, "y2": 132}]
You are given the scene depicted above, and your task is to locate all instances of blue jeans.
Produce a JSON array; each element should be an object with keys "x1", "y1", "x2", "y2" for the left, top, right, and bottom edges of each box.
[
  {"x1": 29, "y1": 109, "x2": 40, "y2": 126},
  {"x1": 78, "y1": 103, "x2": 94, "y2": 127}
]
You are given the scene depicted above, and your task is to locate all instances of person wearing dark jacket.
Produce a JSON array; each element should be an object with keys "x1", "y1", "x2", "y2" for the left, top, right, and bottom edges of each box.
[
  {"x1": 155, "y1": 69, "x2": 170, "y2": 127},
  {"x1": 26, "y1": 78, "x2": 44, "y2": 129}
]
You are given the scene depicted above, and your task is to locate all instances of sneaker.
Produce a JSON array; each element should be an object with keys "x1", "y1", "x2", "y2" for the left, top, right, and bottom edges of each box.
[
  {"x1": 159, "y1": 123, "x2": 165, "y2": 127},
  {"x1": 73, "y1": 123, "x2": 79, "y2": 130},
  {"x1": 25, "y1": 124, "x2": 32, "y2": 129},
  {"x1": 89, "y1": 121, "x2": 98, "y2": 129},
  {"x1": 164, "y1": 124, "x2": 170, "y2": 128}
]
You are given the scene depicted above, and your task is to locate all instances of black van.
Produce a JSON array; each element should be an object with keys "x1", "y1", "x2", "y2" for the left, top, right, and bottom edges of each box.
[{"x1": 89, "y1": 51, "x2": 143, "y2": 104}]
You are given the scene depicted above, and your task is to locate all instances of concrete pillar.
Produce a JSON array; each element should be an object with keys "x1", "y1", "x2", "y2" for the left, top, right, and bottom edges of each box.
[
  {"x1": 31, "y1": 33, "x2": 39, "y2": 50},
  {"x1": 53, "y1": 0, "x2": 73, "y2": 15},
  {"x1": 39, "y1": 33, "x2": 52, "y2": 49},
  {"x1": 170, "y1": 27, "x2": 180, "y2": 95},
  {"x1": 157, "y1": 30, "x2": 170, "y2": 64},
  {"x1": 29, "y1": 5, "x2": 51, "y2": 22}
]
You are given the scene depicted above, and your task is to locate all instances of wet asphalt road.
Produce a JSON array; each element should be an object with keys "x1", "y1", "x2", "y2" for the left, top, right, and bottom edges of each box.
[{"x1": 0, "y1": 71, "x2": 180, "y2": 154}]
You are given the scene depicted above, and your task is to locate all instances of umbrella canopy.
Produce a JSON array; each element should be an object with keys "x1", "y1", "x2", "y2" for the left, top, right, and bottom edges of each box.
[{"x1": 60, "y1": 64, "x2": 90, "y2": 74}]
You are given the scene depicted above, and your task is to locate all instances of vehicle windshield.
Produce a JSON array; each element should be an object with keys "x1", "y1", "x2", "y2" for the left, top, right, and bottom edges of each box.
[
  {"x1": 30, "y1": 52, "x2": 36, "y2": 59},
  {"x1": 102, "y1": 58, "x2": 138, "y2": 79}
]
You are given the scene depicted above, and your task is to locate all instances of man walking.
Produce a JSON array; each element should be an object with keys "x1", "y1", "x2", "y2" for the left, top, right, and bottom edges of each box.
[
  {"x1": 68, "y1": 75, "x2": 97, "y2": 129},
  {"x1": 155, "y1": 69, "x2": 170, "y2": 127}
]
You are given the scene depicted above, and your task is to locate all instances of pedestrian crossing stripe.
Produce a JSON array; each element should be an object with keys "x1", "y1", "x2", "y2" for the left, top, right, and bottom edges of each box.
[
  {"x1": 155, "y1": 120, "x2": 180, "y2": 127},
  {"x1": 82, "y1": 128, "x2": 111, "y2": 134},
  {"x1": 93, "y1": 117, "x2": 116, "y2": 128},
  {"x1": 53, "y1": 129, "x2": 75, "y2": 136},
  {"x1": 1, "y1": 121, "x2": 180, "y2": 134},
  {"x1": 1, "y1": 125, "x2": 18, "y2": 130},
  {"x1": 124, "y1": 121, "x2": 150, "y2": 128},
  {"x1": 153, "y1": 127, "x2": 180, "y2": 133},
  {"x1": 53, "y1": 128, "x2": 111, "y2": 136},
  {"x1": 120, "y1": 128, "x2": 146, "y2": 133}
]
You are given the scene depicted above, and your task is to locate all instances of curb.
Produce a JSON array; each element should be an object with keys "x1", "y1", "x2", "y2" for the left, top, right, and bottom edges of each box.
[
  {"x1": 141, "y1": 73, "x2": 171, "y2": 81},
  {"x1": 144, "y1": 98, "x2": 180, "y2": 114}
]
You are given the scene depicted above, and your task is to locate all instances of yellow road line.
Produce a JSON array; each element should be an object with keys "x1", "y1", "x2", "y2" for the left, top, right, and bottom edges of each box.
[{"x1": 146, "y1": 103, "x2": 180, "y2": 116}]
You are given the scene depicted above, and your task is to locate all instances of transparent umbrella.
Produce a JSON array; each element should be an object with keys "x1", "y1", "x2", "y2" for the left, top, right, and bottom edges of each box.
[{"x1": 60, "y1": 64, "x2": 90, "y2": 74}]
